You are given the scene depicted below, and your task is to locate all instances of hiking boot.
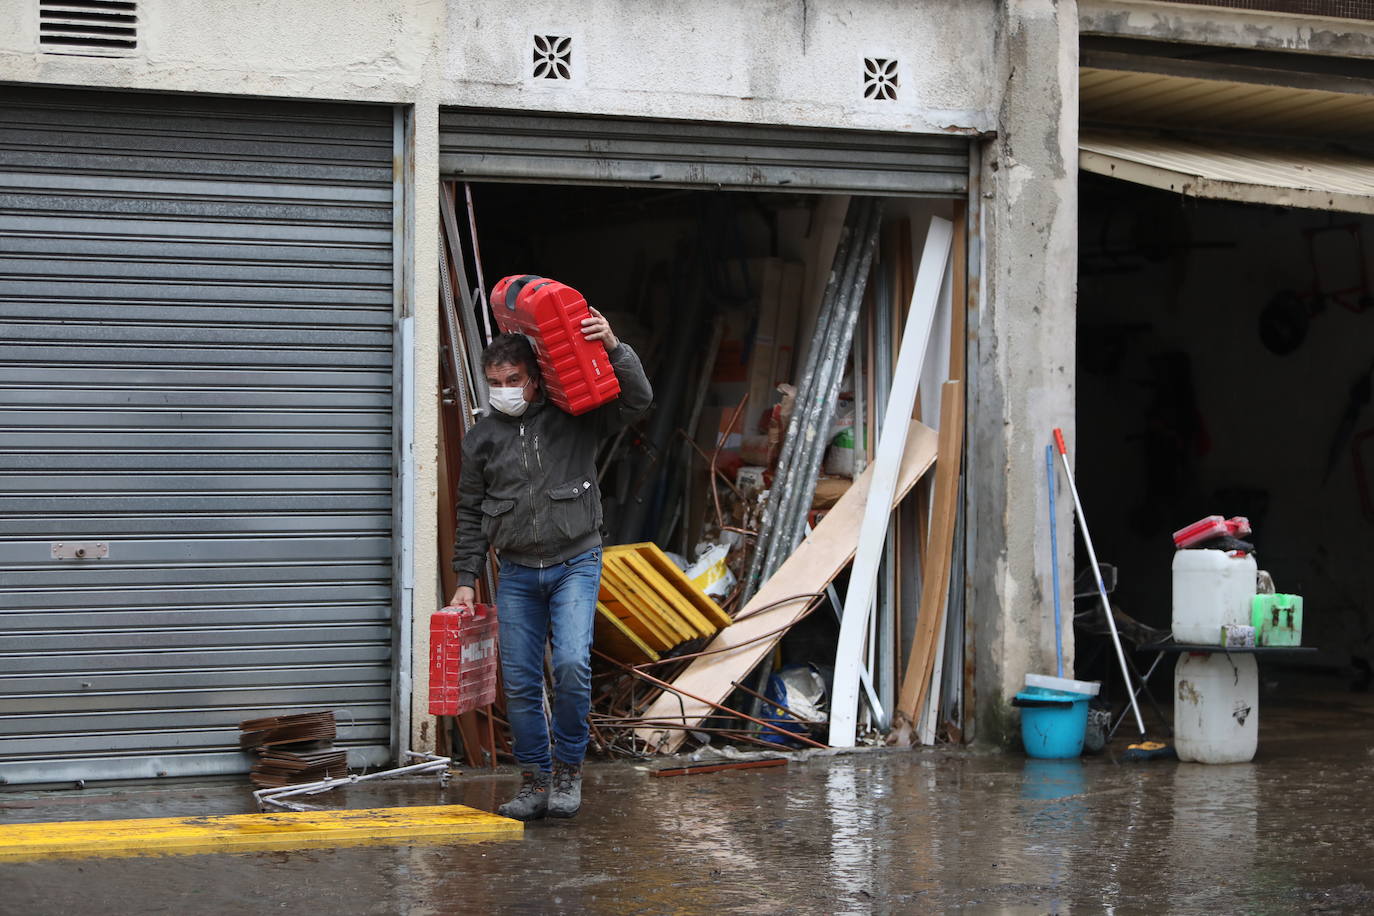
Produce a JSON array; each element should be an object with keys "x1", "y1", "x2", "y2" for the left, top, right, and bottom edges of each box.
[
  {"x1": 497, "y1": 769, "x2": 549, "y2": 821},
  {"x1": 547, "y1": 759, "x2": 583, "y2": 818}
]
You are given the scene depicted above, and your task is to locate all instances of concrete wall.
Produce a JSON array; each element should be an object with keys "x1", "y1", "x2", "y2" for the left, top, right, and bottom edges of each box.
[
  {"x1": 0, "y1": 0, "x2": 1016, "y2": 752},
  {"x1": 442, "y1": 0, "x2": 996, "y2": 134},
  {"x1": 0, "y1": 0, "x2": 444, "y2": 103},
  {"x1": 969, "y1": 0, "x2": 1080, "y2": 747}
]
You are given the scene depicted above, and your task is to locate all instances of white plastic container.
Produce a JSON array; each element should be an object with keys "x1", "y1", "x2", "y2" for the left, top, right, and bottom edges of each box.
[
  {"x1": 1172, "y1": 549, "x2": 1257, "y2": 644},
  {"x1": 1173, "y1": 652, "x2": 1258, "y2": 764}
]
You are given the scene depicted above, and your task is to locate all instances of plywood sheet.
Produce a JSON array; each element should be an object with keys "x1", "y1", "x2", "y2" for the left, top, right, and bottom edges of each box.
[{"x1": 635, "y1": 421, "x2": 938, "y2": 753}]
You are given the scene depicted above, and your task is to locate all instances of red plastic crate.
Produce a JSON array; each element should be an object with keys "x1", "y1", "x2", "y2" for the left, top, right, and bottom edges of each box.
[
  {"x1": 428, "y1": 604, "x2": 499, "y2": 716},
  {"x1": 491, "y1": 274, "x2": 621, "y2": 416}
]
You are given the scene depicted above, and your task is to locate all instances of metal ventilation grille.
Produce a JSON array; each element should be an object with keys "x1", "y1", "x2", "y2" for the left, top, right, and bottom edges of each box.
[{"x1": 40, "y1": 0, "x2": 138, "y2": 55}]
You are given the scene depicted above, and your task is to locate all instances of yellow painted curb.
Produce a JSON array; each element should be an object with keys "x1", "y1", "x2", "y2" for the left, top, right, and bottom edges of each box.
[{"x1": 0, "y1": 804, "x2": 522, "y2": 861}]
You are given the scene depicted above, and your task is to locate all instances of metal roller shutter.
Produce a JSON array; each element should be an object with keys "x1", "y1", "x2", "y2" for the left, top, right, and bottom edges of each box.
[
  {"x1": 0, "y1": 87, "x2": 397, "y2": 785},
  {"x1": 440, "y1": 109, "x2": 968, "y2": 196}
]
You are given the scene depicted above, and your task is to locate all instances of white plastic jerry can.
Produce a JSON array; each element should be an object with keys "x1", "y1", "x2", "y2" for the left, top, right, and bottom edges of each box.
[
  {"x1": 1172, "y1": 549, "x2": 1258, "y2": 644},
  {"x1": 1174, "y1": 651, "x2": 1259, "y2": 764}
]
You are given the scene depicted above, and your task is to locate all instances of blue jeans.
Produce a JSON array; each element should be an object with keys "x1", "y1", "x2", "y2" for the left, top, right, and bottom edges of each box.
[{"x1": 496, "y1": 547, "x2": 602, "y2": 772}]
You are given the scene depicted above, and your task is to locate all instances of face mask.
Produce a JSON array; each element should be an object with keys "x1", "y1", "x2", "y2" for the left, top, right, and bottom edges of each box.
[{"x1": 489, "y1": 384, "x2": 530, "y2": 417}]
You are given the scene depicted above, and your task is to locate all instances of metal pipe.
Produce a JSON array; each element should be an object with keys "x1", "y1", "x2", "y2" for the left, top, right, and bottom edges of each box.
[
  {"x1": 254, "y1": 753, "x2": 452, "y2": 810},
  {"x1": 592, "y1": 649, "x2": 829, "y2": 750},
  {"x1": 392, "y1": 315, "x2": 416, "y2": 762},
  {"x1": 463, "y1": 182, "x2": 494, "y2": 345},
  {"x1": 390, "y1": 109, "x2": 416, "y2": 765},
  {"x1": 770, "y1": 201, "x2": 869, "y2": 560},
  {"x1": 729, "y1": 679, "x2": 822, "y2": 725},
  {"x1": 754, "y1": 199, "x2": 868, "y2": 589},
  {"x1": 439, "y1": 184, "x2": 488, "y2": 408},
  {"x1": 777, "y1": 200, "x2": 885, "y2": 559},
  {"x1": 598, "y1": 722, "x2": 791, "y2": 752},
  {"x1": 744, "y1": 200, "x2": 860, "y2": 599},
  {"x1": 1053, "y1": 429, "x2": 1145, "y2": 735},
  {"x1": 770, "y1": 201, "x2": 873, "y2": 559}
]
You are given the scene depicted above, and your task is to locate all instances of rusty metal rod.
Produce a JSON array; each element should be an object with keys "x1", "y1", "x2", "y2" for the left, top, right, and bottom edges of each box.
[
  {"x1": 616, "y1": 593, "x2": 825, "y2": 673},
  {"x1": 652, "y1": 758, "x2": 788, "y2": 778},
  {"x1": 593, "y1": 649, "x2": 829, "y2": 750},
  {"x1": 729, "y1": 679, "x2": 822, "y2": 725},
  {"x1": 678, "y1": 431, "x2": 746, "y2": 503},
  {"x1": 710, "y1": 395, "x2": 751, "y2": 529},
  {"x1": 596, "y1": 722, "x2": 795, "y2": 752}
]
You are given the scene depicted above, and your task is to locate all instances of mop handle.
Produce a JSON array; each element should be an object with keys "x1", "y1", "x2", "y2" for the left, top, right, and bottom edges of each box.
[
  {"x1": 1046, "y1": 444, "x2": 1064, "y2": 679},
  {"x1": 1053, "y1": 428, "x2": 1146, "y2": 735}
]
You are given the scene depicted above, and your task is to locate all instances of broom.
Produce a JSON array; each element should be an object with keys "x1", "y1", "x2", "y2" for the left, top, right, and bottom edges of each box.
[{"x1": 1052, "y1": 429, "x2": 1174, "y2": 762}]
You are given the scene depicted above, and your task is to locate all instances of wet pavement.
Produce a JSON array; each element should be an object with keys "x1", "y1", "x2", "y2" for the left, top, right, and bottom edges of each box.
[{"x1": 4, "y1": 679, "x2": 1373, "y2": 915}]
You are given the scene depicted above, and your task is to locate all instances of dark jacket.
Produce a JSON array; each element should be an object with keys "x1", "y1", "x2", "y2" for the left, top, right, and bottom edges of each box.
[{"x1": 452, "y1": 342, "x2": 653, "y2": 588}]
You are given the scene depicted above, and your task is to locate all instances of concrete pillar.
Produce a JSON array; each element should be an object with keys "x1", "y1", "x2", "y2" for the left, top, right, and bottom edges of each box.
[
  {"x1": 408, "y1": 94, "x2": 443, "y2": 755},
  {"x1": 968, "y1": 0, "x2": 1078, "y2": 747}
]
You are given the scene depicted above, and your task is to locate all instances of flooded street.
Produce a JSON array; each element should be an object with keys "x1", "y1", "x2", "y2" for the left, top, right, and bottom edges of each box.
[{"x1": 4, "y1": 684, "x2": 1373, "y2": 914}]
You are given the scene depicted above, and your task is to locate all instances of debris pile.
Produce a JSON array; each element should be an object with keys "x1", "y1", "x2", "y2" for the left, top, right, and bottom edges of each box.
[
  {"x1": 436, "y1": 183, "x2": 969, "y2": 765},
  {"x1": 239, "y1": 712, "x2": 347, "y2": 789}
]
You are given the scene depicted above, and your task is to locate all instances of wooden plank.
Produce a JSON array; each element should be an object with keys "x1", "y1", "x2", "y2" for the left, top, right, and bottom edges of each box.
[
  {"x1": 595, "y1": 601, "x2": 660, "y2": 664},
  {"x1": 828, "y1": 216, "x2": 953, "y2": 747},
  {"x1": 949, "y1": 201, "x2": 968, "y2": 384},
  {"x1": 620, "y1": 542, "x2": 733, "y2": 630},
  {"x1": 897, "y1": 381, "x2": 965, "y2": 723},
  {"x1": 0, "y1": 805, "x2": 521, "y2": 861},
  {"x1": 918, "y1": 593, "x2": 949, "y2": 745},
  {"x1": 635, "y1": 422, "x2": 938, "y2": 754}
]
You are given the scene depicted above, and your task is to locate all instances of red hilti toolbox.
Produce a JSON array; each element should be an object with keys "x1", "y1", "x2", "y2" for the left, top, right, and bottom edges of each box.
[
  {"x1": 491, "y1": 274, "x2": 620, "y2": 415},
  {"x1": 1172, "y1": 515, "x2": 1252, "y2": 549},
  {"x1": 428, "y1": 604, "x2": 499, "y2": 716}
]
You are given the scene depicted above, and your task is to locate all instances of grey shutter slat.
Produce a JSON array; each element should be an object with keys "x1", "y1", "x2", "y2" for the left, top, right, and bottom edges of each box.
[
  {"x1": 0, "y1": 87, "x2": 396, "y2": 786},
  {"x1": 439, "y1": 109, "x2": 968, "y2": 196}
]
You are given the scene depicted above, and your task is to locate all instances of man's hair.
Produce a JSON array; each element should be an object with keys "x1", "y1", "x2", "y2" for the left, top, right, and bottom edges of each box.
[{"x1": 481, "y1": 332, "x2": 539, "y2": 380}]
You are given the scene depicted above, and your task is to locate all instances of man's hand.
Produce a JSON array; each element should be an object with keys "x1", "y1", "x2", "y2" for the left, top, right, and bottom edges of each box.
[
  {"x1": 581, "y1": 307, "x2": 619, "y2": 351},
  {"x1": 449, "y1": 586, "x2": 476, "y2": 609}
]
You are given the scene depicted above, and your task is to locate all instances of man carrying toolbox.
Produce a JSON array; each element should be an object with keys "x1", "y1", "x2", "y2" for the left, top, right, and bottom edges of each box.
[{"x1": 450, "y1": 303, "x2": 652, "y2": 821}]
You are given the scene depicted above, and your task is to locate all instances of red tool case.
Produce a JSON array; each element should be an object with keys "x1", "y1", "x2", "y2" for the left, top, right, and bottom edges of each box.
[
  {"x1": 428, "y1": 604, "x2": 499, "y2": 717},
  {"x1": 491, "y1": 274, "x2": 620, "y2": 415}
]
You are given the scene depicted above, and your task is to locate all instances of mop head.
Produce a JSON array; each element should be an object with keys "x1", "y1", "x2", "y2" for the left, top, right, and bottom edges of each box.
[{"x1": 1121, "y1": 740, "x2": 1177, "y2": 762}]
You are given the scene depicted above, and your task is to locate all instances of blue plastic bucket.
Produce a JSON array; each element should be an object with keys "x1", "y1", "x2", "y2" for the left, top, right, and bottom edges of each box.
[{"x1": 1014, "y1": 687, "x2": 1091, "y2": 759}]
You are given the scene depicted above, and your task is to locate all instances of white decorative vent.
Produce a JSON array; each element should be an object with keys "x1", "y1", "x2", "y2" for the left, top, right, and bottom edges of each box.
[
  {"x1": 864, "y1": 58, "x2": 898, "y2": 101},
  {"x1": 39, "y1": 0, "x2": 138, "y2": 56},
  {"x1": 532, "y1": 35, "x2": 571, "y2": 80}
]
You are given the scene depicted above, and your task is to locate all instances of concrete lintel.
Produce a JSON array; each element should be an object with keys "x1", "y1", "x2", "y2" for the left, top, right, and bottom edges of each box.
[{"x1": 1080, "y1": 0, "x2": 1374, "y2": 59}]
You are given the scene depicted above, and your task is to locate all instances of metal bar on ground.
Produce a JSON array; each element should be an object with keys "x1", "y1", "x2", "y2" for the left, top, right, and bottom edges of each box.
[
  {"x1": 254, "y1": 752, "x2": 452, "y2": 810},
  {"x1": 651, "y1": 758, "x2": 788, "y2": 778}
]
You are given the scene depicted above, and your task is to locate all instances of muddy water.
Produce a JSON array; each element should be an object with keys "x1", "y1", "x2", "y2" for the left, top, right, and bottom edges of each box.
[{"x1": 4, "y1": 698, "x2": 1373, "y2": 914}]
